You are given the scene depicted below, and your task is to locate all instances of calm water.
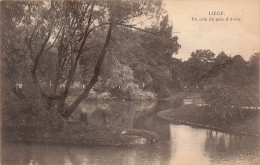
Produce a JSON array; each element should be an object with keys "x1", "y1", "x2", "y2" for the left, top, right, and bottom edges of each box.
[{"x1": 1, "y1": 100, "x2": 260, "y2": 165}]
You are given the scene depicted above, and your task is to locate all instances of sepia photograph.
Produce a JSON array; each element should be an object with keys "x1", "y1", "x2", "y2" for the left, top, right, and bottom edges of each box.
[{"x1": 0, "y1": 0, "x2": 259, "y2": 164}]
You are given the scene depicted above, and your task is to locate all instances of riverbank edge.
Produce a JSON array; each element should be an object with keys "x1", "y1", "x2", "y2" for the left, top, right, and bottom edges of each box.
[
  {"x1": 157, "y1": 109, "x2": 260, "y2": 137},
  {"x1": 1, "y1": 126, "x2": 159, "y2": 146}
]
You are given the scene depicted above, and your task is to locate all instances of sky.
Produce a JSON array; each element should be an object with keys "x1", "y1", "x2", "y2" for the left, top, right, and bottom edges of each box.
[{"x1": 163, "y1": 0, "x2": 260, "y2": 61}]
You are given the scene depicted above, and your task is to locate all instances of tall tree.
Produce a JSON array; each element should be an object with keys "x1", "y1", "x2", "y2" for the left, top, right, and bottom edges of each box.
[{"x1": 132, "y1": 15, "x2": 181, "y2": 97}]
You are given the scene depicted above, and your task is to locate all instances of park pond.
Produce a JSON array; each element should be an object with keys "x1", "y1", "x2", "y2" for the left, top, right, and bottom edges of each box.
[{"x1": 1, "y1": 100, "x2": 260, "y2": 165}]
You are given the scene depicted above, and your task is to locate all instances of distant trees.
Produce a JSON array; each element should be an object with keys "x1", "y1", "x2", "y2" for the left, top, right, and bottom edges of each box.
[
  {"x1": 177, "y1": 49, "x2": 259, "y2": 123},
  {"x1": 201, "y1": 53, "x2": 259, "y2": 123}
]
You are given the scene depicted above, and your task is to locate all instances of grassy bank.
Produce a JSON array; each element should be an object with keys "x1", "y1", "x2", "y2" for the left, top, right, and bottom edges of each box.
[
  {"x1": 158, "y1": 105, "x2": 260, "y2": 136},
  {"x1": 1, "y1": 124, "x2": 159, "y2": 146}
]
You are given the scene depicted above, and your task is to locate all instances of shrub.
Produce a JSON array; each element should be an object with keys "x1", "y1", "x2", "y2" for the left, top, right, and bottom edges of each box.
[
  {"x1": 97, "y1": 92, "x2": 112, "y2": 100},
  {"x1": 121, "y1": 82, "x2": 156, "y2": 100}
]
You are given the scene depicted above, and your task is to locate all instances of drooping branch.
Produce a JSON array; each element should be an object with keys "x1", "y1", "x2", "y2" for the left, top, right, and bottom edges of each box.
[
  {"x1": 130, "y1": 16, "x2": 153, "y2": 26},
  {"x1": 86, "y1": 22, "x2": 110, "y2": 37},
  {"x1": 116, "y1": 23, "x2": 160, "y2": 36},
  {"x1": 116, "y1": 23, "x2": 181, "y2": 36}
]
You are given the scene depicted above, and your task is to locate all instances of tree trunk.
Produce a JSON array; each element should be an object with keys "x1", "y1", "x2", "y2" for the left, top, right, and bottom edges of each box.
[
  {"x1": 57, "y1": 4, "x2": 95, "y2": 115},
  {"x1": 62, "y1": 22, "x2": 114, "y2": 119}
]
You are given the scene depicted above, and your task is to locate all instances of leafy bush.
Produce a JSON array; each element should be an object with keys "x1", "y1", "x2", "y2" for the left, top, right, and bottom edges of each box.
[
  {"x1": 97, "y1": 92, "x2": 112, "y2": 100},
  {"x1": 121, "y1": 82, "x2": 156, "y2": 100}
]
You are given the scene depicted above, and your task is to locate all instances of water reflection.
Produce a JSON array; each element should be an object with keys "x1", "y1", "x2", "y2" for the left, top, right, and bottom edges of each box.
[
  {"x1": 1, "y1": 100, "x2": 260, "y2": 165},
  {"x1": 169, "y1": 125, "x2": 260, "y2": 165},
  {"x1": 1, "y1": 143, "x2": 168, "y2": 165},
  {"x1": 134, "y1": 111, "x2": 172, "y2": 165},
  {"x1": 204, "y1": 130, "x2": 260, "y2": 164},
  {"x1": 76, "y1": 101, "x2": 156, "y2": 130}
]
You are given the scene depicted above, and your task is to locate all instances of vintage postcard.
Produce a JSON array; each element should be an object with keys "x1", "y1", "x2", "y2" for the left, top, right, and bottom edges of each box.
[{"x1": 1, "y1": 0, "x2": 259, "y2": 165}]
